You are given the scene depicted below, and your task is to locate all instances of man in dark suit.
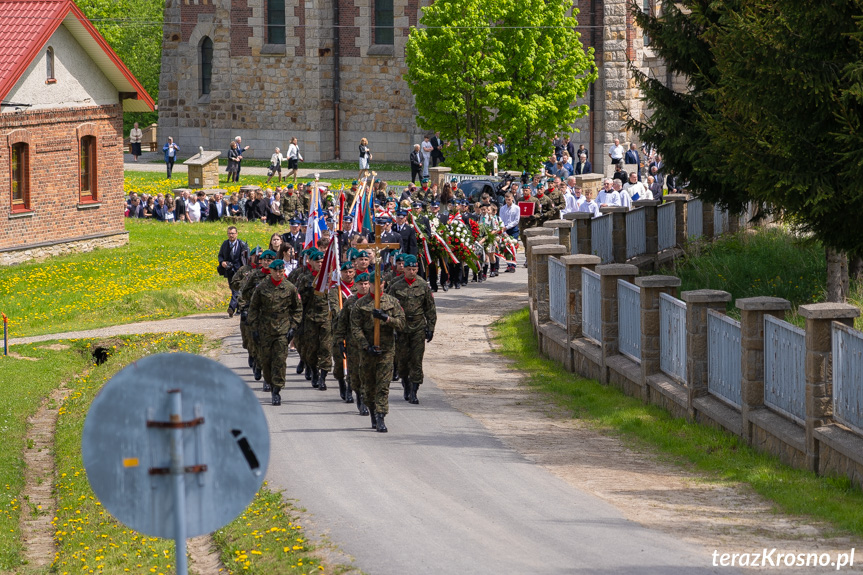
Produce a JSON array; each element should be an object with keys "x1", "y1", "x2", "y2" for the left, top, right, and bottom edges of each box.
[
  {"x1": 395, "y1": 210, "x2": 418, "y2": 256},
  {"x1": 208, "y1": 193, "x2": 228, "y2": 221},
  {"x1": 379, "y1": 216, "x2": 402, "y2": 270},
  {"x1": 409, "y1": 144, "x2": 423, "y2": 183},
  {"x1": 624, "y1": 143, "x2": 641, "y2": 178},
  {"x1": 218, "y1": 226, "x2": 249, "y2": 317},
  {"x1": 281, "y1": 219, "x2": 304, "y2": 255},
  {"x1": 565, "y1": 136, "x2": 576, "y2": 161},
  {"x1": 574, "y1": 153, "x2": 592, "y2": 175},
  {"x1": 430, "y1": 132, "x2": 444, "y2": 167}
]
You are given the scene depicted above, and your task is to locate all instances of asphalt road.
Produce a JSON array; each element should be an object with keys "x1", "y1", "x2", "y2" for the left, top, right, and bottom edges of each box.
[{"x1": 219, "y1": 335, "x2": 730, "y2": 574}]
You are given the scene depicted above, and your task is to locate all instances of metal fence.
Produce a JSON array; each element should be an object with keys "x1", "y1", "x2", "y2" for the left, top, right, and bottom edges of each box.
[
  {"x1": 618, "y1": 279, "x2": 641, "y2": 362},
  {"x1": 570, "y1": 221, "x2": 578, "y2": 254},
  {"x1": 707, "y1": 310, "x2": 742, "y2": 408},
  {"x1": 581, "y1": 268, "x2": 602, "y2": 344},
  {"x1": 764, "y1": 315, "x2": 806, "y2": 424},
  {"x1": 658, "y1": 203, "x2": 676, "y2": 251},
  {"x1": 659, "y1": 293, "x2": 687, "y2": 383},
  {"x1": 591, "y1": 214, "x2": 613, "y2": 264},
  {"x1": 713, "y1": 205, "x2": 728, "y2": 236},
  {"x1": 687, "y1": 199, "x2": 703, "y2": 239},
  {"x1": 549, "y1": 257, "x2": 567, "y2": 327},
  {"x1": 626, "y1": 208, "x2": 647, "y2": 259},
  {"x1": 833, "y1": 322, "x2": 863, "y2": 435}
]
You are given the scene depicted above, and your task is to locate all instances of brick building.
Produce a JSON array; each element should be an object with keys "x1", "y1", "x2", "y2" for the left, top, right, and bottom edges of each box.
[
  {"x1": 159, "y1": 0, "x2": 676, "y2": 172},
  {"x1": 0, "y1": 0, "x2": 154, "y2": 265}
]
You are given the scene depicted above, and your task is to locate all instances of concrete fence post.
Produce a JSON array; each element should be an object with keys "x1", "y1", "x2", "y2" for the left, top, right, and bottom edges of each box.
[
  {"x1": 543, "y1": 219, "x2": 573, "y2": 252},
  {"x1": 634, "y1": 199, "x2": 660, "y2": 262},
  {"x1": 534, "y1": 245, "x2": 568, "y2": 325},
  {"x1": 600, "y1": 206, "x2": 629, "y2": 263},
  {"x1": 682, "y1": 290, "x2": 732, "y2": 420},
  {"x1": 564, "y1": 212, "x2": 592, "y2": 255},
  {"x1": 799, "y1": 303, "x2": 861, "y2": 472},
  {"x1": 664, "y1": 193, "x2": 689, "y2": 247},
  {"x1": 597, "y1": 263, "x2": 639, "y2": 383},
  {"x1": 525, "y1": 236, "x2": 560, "y2": 311},
  {"x1": 636, "y1": 275, "x2": 681, "y2": 404},
  {"x1": 561, "y1": 254, "x2": 602, "y2": 342},
  {"x1": 736, "y1": 297, "x2": 791, "y2": 444}
]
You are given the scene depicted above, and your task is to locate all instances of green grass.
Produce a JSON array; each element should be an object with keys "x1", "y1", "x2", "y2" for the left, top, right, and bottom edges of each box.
[
  {"x1": 214, "y1": 486, "x2": 328, "y2": 574},
  {"x1": 493, "y1": 308, "x2": 863, "y2": 536},
  {"x1": 0, "y1": 342, "x2": 92, "y2": 570}
]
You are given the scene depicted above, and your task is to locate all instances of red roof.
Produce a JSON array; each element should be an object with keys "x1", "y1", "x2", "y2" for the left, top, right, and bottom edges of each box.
[{"x1": 0, "y1": 0, "x2": 154, "y2": 112}]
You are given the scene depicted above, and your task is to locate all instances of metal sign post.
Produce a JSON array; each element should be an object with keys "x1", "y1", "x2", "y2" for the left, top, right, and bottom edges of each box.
[{"x1": 82, "y1": 353, "x2": 269, "y2": 574}]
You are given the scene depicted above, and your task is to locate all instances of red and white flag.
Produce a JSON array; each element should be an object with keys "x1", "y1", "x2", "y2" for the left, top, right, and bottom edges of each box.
[{"x1": 313, "y1": 236, "x2": 339, "y2": 294}]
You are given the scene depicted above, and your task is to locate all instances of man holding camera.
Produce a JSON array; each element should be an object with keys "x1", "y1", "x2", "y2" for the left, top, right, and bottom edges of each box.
[{"x1": 218, "y1": 226, "x2": 249, "y2": 317}]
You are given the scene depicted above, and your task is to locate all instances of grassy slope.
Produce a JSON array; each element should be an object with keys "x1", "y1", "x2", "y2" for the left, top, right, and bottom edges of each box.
[
  {"x1": 0, "y1": 342, "x2": 91, "y2": 570},
  {"x1": 126, "y1": 170, "x2": 409, "y2": 194},
  {"x1": 493, "y1": 308, "x2": 863, "y2": 536}
]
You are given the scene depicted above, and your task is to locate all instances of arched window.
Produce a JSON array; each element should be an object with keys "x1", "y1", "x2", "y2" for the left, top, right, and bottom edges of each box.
[
  {"x1": 200, "y1": 37, "x2": 213, "y2": 96},
  {"x1": 374, "y1": 0, "x2": 394, "y2": 45},
  {"x1": 267, "y1": 0, "x2": 286, "y2": 45},
  {"x1": 46, "y1": 47, "x2": 55, "y2": 82},
  {"x1": 11, "y1": 142, "x2": 30, "y2": 211},
  {"x1": 80, "y1": 136, "x2": 97, "y2": 202}
]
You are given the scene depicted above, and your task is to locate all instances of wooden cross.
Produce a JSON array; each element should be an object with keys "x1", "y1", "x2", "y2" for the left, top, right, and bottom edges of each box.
[{"x1": 366, "y1": 221, "x2": 400, "y2": 346}]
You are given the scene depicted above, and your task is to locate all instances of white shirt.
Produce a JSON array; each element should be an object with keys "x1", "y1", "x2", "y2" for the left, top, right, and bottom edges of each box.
[
  {"x1": 188, "y1": 201, "x2": 201, "y2": 222},
  {"x1": 579, "y1": 199, "x2": 600, "y2": 218},
  {"x1": 596, "y1": 189, "x2": 621, "y2": 207},
  {"x1": 623, "y1": 181, "x2": 648, "y2": 200},
  {"x1": 562, "y1": 191, "x2": 577, "y2": 215},
  {"x1": 270, "y1": 152, "x2": 285, "y2": 166},
  {"x1": 421, "y1": 140, "x2": 433, "y2": 159},
  {"x1": 574, "y1": 194, "x2": 586, "y2": 210},
  {"x1": 499, "y1": 203, "x2": 520, "y2": 229},
  {"x1": 129, "y1": 128, "x2": 143, "y2": 143},
  {"x1": 609, "y1": 144, "x2": 625, "y2": 160},
  {"x1": 287, "y1": 143, "x2": 302, "y2": 161},
  {"x1": 619, "y1": 189, "x2": 632, "y2": 209}
]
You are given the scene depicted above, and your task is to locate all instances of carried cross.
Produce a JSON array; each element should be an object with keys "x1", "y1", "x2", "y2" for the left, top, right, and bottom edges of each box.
[{"x1": 366, "y1": 221, "x2": 400, "y2": 346}]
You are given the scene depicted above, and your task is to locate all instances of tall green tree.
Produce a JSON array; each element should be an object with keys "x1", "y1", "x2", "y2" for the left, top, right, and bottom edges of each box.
[{"x1": 405, "y1": 0, "x2": 596, "y2": 173}]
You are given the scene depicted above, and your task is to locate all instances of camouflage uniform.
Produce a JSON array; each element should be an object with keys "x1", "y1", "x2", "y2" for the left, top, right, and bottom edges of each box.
[
  {"x1": 333, "y1": 292, "x2": 368, "y2": 412},
  {"x1": 247, "y1": 276, "x2": 302, "y2": 392},
  {"x1": 387, "y1": 276, "x2": 437, "y2": 402},
  {"x1": 536, "y1": 192, "x2": 555, "y2": 223},
  {"x1": 350, "y1": 294, "x2": 405, "y2": 418},
  {"x1": 239, "y1": 268, "x2": 267, "y2": 361},
  {"x1": 280, "y1": 191, "x2": 304, "y2": 221},
  {"x1": 519, "y1": 195, "x2": 542, "y2": 250},
  {"x1": 328, "y1": 283, "x2": 356, "y2": 389},
  {"x1": 231, "y1": 264, "x2": 254, "y2": 352},
  {"x1": 287, "y1": 265, "x2": 312, "y2": 368},
  {"x1": 301, "y1": 189, "x2": 313, "y2": 214},
  {"x1": 548, "y1": 188, "x2": 566, "y2": 218},
  {"x1": 296, "y1": 271, "x2": 334, "y2": 383}
]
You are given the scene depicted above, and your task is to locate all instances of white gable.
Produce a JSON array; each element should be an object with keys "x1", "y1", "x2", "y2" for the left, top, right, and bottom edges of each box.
[{"x1": 3, "y1": 24, "x2": 118, "y2": 112}]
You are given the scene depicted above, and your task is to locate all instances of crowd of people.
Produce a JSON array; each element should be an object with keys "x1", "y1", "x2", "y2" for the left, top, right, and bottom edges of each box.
[{"x1": 218, "y1": 223, "x2": 438, "y2": 434}]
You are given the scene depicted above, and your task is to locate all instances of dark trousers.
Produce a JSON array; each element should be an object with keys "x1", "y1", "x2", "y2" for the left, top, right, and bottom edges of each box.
[
  {"x1": 226, "y1": 271, "x2": 239, "y2": 311},
  {"x1": 427, "y1": 260, "x2": 438, "y2": 289},
  {"x1": 411, "y1": 164, "x2": 422, "y2": 183},
  {"x1": 166, "y1": 158, "x2": 175, "y2": 179}
]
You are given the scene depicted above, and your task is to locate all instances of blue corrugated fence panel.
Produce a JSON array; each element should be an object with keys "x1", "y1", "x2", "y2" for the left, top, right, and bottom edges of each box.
[
  {"x1": 764, "y1": 315, "x2": 806, "y2": 424},
  {"x1": 658, "y1": 203, "x2": 676, "y2": 251},
  {"x1": 549, "y1": 257, "x2": 567, "y2": 327},
  {"x1": 659, "y1": 292, "x2": 687, "y2": 383},
  {"x1": 688, "y1": 199, "x2": 703, "y2": 239},
  {"x1": 833, "y1": 322, "x2": 863, "y2": 435},
  {"x1": 707, "y1": 310, "x2": 742, "y2": 408},
  {"x1": 591, "y1": 214, "x2": 613, "y2": 263},
  {"x1": 581, "y1": 268, "x2": 602, "y2": 343},
  {"x1": 626, "y1": 208, "x2": 646, "y2": 259},
  {"x1": 618, "y1": 279, "x2": 641, "y2": 362}
]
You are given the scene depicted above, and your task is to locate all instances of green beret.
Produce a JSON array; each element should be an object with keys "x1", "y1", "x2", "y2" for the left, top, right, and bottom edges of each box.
[
  {"x1": 286, "y1": 184, "x2": 294, "y2": 189},
  {"x1": 403, "y1": 254, "x2": 418, "y2": 267},
  {"x1": 351, "y1": 180, "x2": 358, "y2": 186},
  {"x1": 357, "y1": 250, "x2": 369, "y2": 258},
  {"x1": 340, "y1": 261, "x2": 354, "y2": 271},
  {"x1": 355, "y1": 272, "x2": 370, "y2": 282},
  {"x1": 261, "y1": 249, "x2": 277, "y2": 259},
  {"x1": 269, "y1": 259, "x2": 286, "y2": 270},
  {"x1": 394, "y1": 253, "x2": 406, "y2": 262},
  {"x1": 347, "y1": 248, "x2": 360, "y2": 261},
  {"x1": 308, "y1": 251, "x2": 324, "y2": 261},
  {"x1": 250, "y1": 246, "x2": 263, "y2": 256}
]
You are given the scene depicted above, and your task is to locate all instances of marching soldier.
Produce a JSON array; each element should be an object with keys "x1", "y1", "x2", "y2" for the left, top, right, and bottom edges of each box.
[
  {"x1": 350, "y1": 271, "x2": 406, "y2": 432},
  {"x1": 247, "y1": 259, "x2": 303, "y2": 406},
  {"x1": 329, "y1": 261, "x2": 356, "y2": 402},
  {"x1": 239, "y1": 249, "x2": 277, "y2": 383},
  {"x1": 334, "y1": 272, "x2": 371, "y2": 416},
  {"x1": 387, "y1": 254, "x2": 436, "y2": 404},
  {"x1": 232, "y1": 246, "x2": 261, "y2": 367},
  {"x1": 295, "y1": 250, "x2": 334, "y2": 390}
]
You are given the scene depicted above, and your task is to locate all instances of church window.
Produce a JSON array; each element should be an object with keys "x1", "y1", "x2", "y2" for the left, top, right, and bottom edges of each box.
[
  {"x1": 267, "y1": 0, "x2": 286, "y2": 45},
  {"x1": 11, "y1": 143, "x2": 30, "y2": 211},
  {"x1": 200, "y1": 37, "x2": 213, "y2": 96},
  {"x1": 642, "y1": 0, "x2": 652, "y2": 46},
  {"x1": 46, "y1": 47, "x2": 55, "y2": 83},
  {"x1": 80, "y1": 136, "x2": 97, "y2": 202},
  {"x1": 374, "y1": 0, "x2": 394, "y2": 45}
]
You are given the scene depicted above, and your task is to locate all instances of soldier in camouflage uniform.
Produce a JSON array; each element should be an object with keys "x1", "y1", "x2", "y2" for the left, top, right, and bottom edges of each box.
[
  {"x1": 295, "y1": 250, "x2": 334, "y2": 390},
  {"x1": 232, "y1": 246, "x2": 261, "y2": 368},
  {"x1": 287, "y1": 248, "x2": 313, "y2": 378},
  {"x1": 247, "y1": 259, "x2": 303, "y2": 406},
  {"x1": 547, "y1": 182, "x2": 566, "y2": 219},
  {"x1": 280, "y1": 184, "x2": 304, "y2": 222},
  {"x1": 334, "y1": 272, "x2": 370, "y2": 416},
  {"x1": 387, "y1": 254, "x2": 436, "y2": 404},
  {"x1": 536, "y1": 183, "x2": 556, "y2": 223},
  {"x1": 239, "y1": 249, "x2": 277, "y2": 384},
  {"x1": 329, "y1": 261, "x2": 356, "y2": 402},
  {"x1": 301, "y1": 182, "x2": 314, "y2": 214},
  {"x1": 350, "y1": 272, "x2": 406, "y2": 432}
]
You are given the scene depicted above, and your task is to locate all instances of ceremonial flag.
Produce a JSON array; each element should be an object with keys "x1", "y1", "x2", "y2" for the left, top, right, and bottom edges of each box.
[
  {"x1": 338, "y1": 279, "x2": 352, "y2": 299},
  {"x1": 363, "y1": 188, "x2": 374, "y2": 233},
  {"x1": 432, "y1": 228, "x2": 459, "y2": 264},
  {"x1": 337, "y1": 186, "x2": 346, "y2": 231},
  {"x1": 313, "y1": 236, "x2": 339, "y2": 294}
]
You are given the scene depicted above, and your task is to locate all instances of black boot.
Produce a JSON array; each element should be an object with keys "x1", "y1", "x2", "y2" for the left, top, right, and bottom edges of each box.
[
  {"x1": 296, "y1": 359, "x2": 305, "y2": 374},
  {"x1": 271, "y1": 388, "x2": 281, "y2": 406},
  {"x1": 369, "y1": 403, "x2": 377, "y2": 429},
  {"x1": 392, "y1": 365, "x2": 399, "y2": 381},
  {"x1": 409, "y1": 381, "x2": 419, "y2": 405},
  {"x1": 318, "y1": 370, "x2": 328, "y2": 391},
  {"x1": 305, "y1": 364, "x2": 313, "y2": 381},
  {"x1": 248, "y1": 354, "x2": 255, "y2": 368},
  {"x1": 375, "y1": 413, "x2": 388, "y2": 433},
  {"x1": 254, "y1": 361, "x2": 262, "y2": 381},
  {"x1": 338, "y1": 378, "x2": 347, "y2": 400},
  {"x1": 263, "y1": 381, "x2": 271, "y2": 392},
  {"x1": 311, "y1": 368, "x2": 320, "y2": 388},
  {"x1": 402, "y1": 377, "x2": 410, "y2": 401},
  {"x1": 345, "y1": 382, "x2": 355, "y2": 404},
  {"x1": 357, "y1": 391, "x2": 368, "y2": 415}
]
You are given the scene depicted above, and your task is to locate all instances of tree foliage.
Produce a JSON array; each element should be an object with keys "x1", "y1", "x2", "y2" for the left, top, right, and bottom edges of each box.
[
  {"x1": 76, "y1": 0, "x2": 163, "y2": 132},
  {"x1": 405, "y1": 0, "x2": 596, "y2": 173}
]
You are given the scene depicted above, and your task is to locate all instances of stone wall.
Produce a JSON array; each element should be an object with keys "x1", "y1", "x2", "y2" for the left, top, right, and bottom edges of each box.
[{"x1": 0, "y1": 232, "x2": 129, "y2": 267}]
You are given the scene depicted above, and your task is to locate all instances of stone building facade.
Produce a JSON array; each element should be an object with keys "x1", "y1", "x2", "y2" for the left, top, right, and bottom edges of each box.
[{"x1": 159, "y1": 0, "x2": 676, "y2": 170}]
